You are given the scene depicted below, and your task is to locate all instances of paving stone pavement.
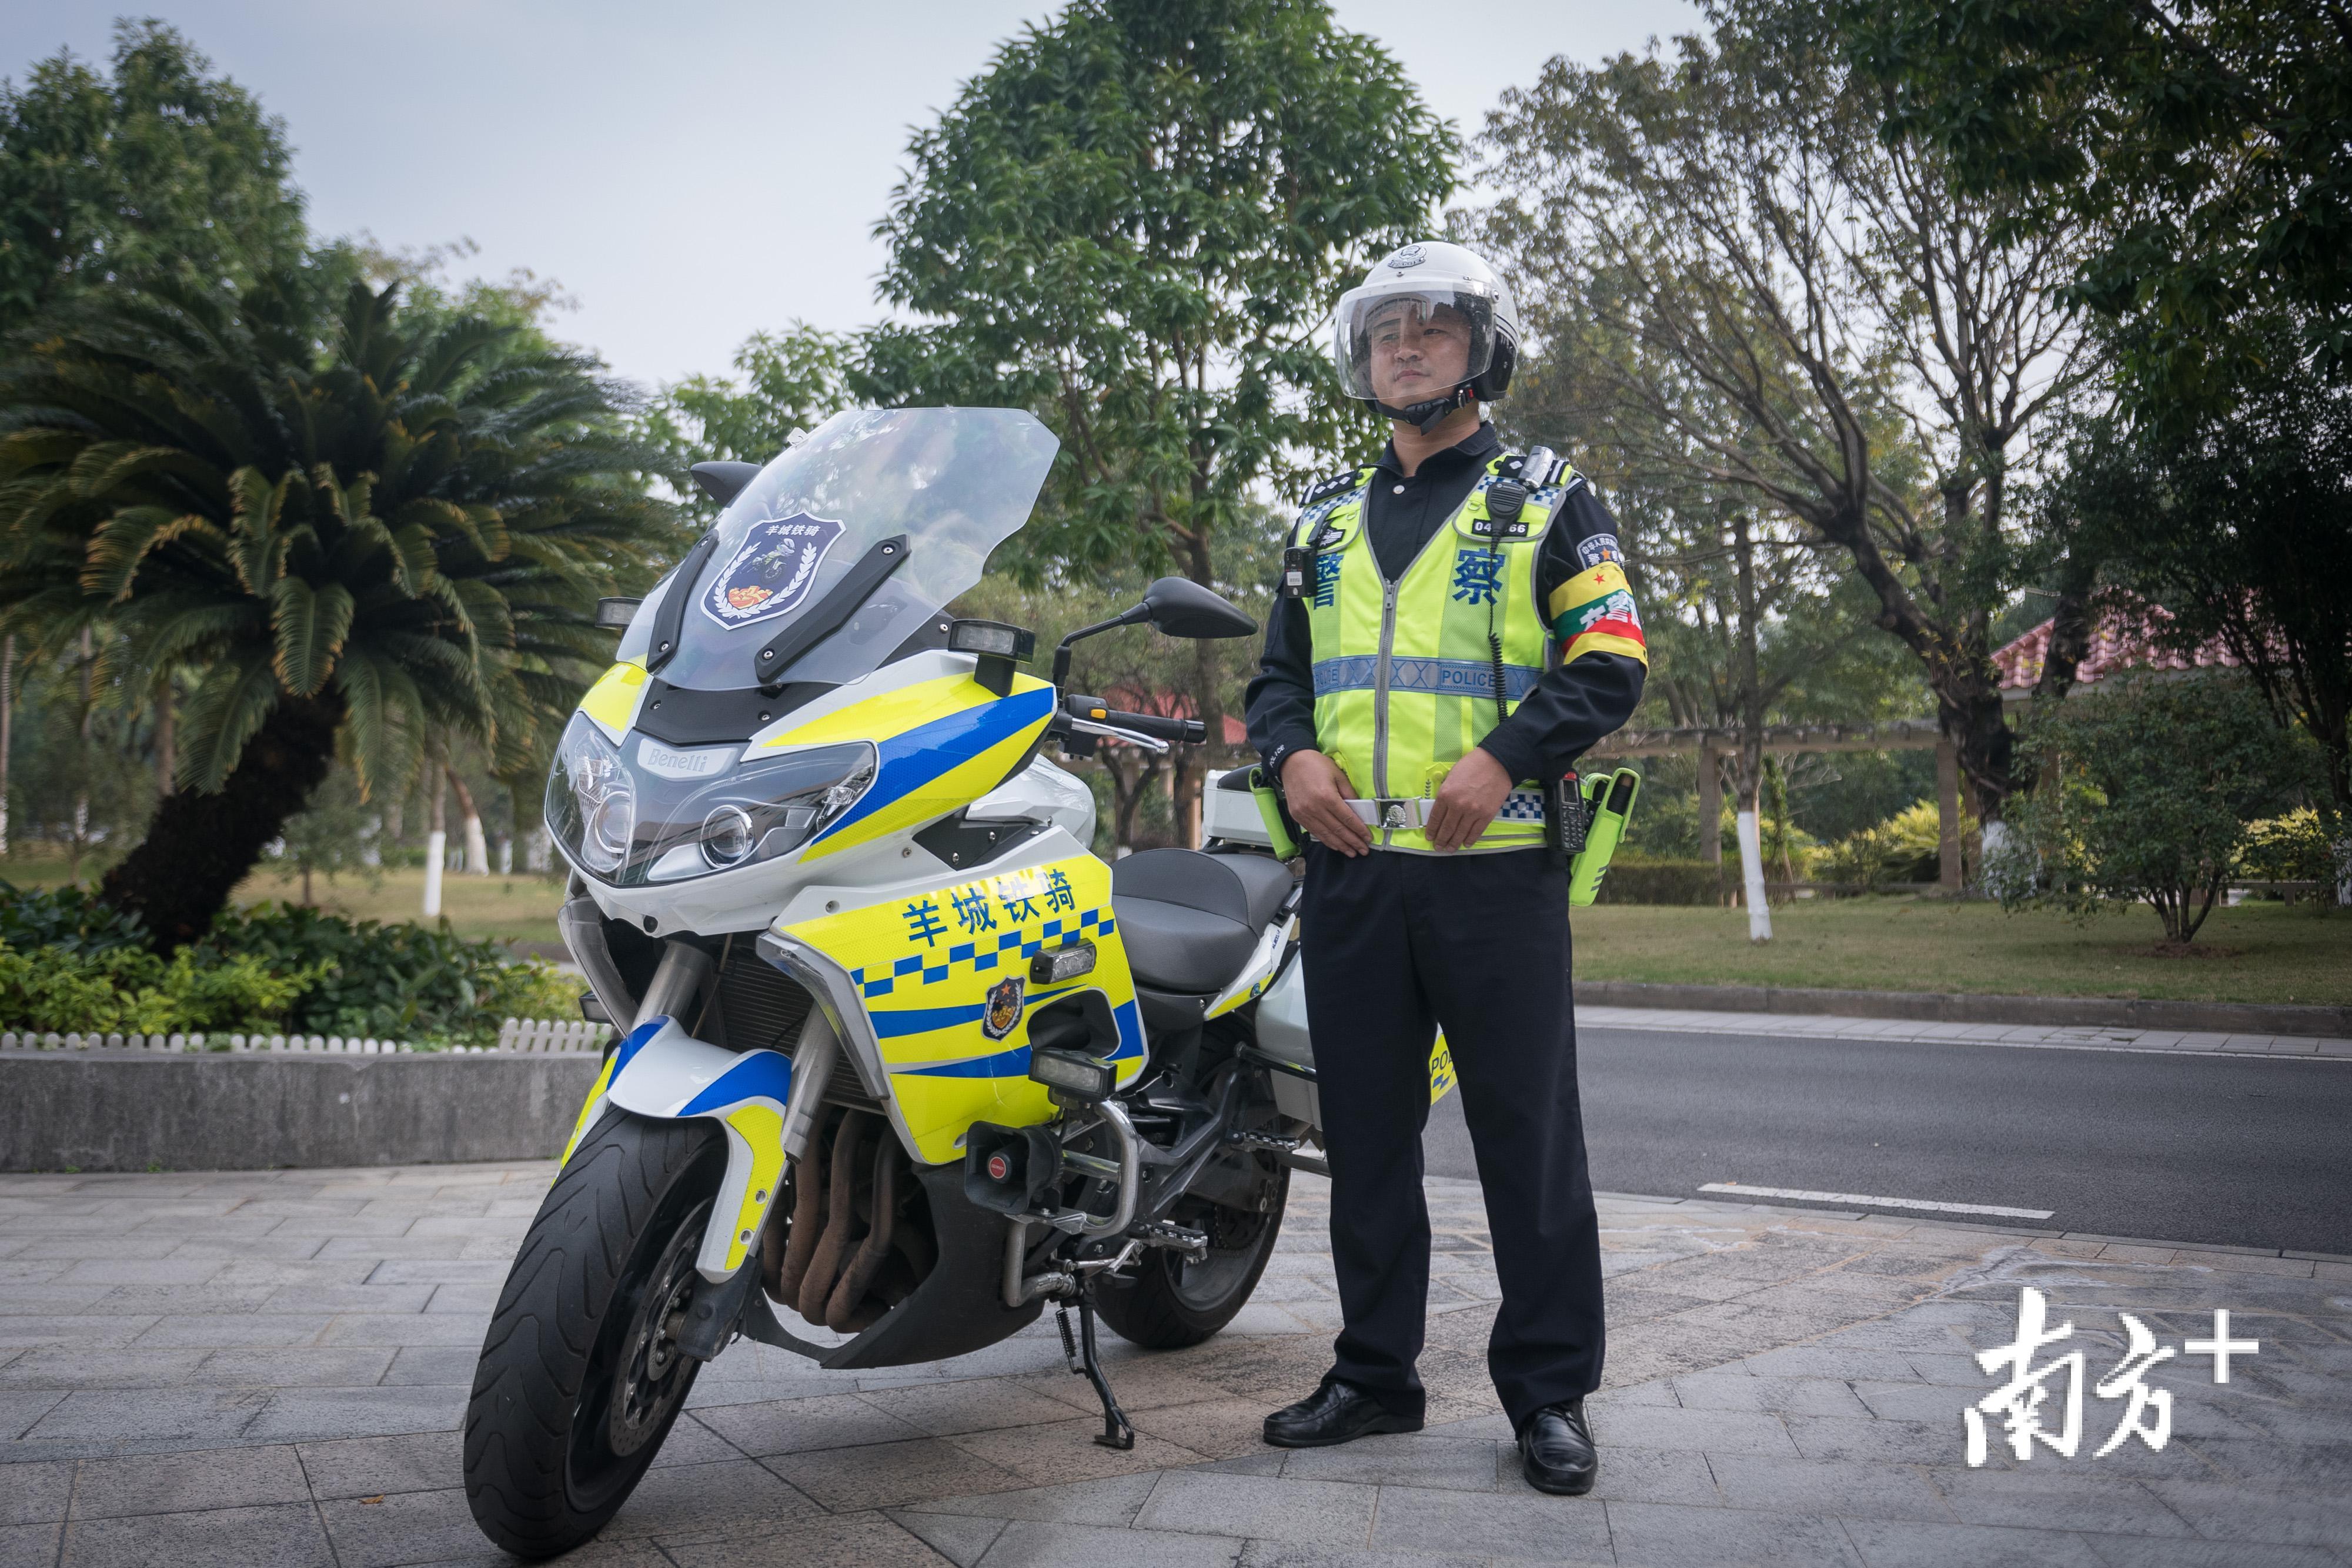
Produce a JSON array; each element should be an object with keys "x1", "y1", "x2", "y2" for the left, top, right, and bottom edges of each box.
[{"x1": 2, "y1": 1163, "x2": 2348, "y2": 1565}]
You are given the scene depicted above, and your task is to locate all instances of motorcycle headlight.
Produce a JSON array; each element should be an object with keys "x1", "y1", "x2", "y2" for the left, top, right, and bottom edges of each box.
[
  {"x1": 545, "y1": 713, "x2": 876, "y2": 885},
  {"x1": 548, "y1": 715, "x2": 636, "y2": 877}
]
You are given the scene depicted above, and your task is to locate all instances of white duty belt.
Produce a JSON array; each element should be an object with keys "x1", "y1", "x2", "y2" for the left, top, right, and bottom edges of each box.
[{"x1": 1342, "y1": 789, "x2": 1548, "y2": 833}]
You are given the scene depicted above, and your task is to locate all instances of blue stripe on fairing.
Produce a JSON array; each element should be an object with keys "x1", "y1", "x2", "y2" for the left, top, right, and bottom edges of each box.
[
  {"x1": 811, "y1": 683, "x2": 1056, "y2": 844},
  {"x1": 677, "y1": 1048, "x2": 793, "y2": 1116},
  {"x1": 1312, "y1": 656, "x2": 1541, "y2": 701},
  {"x1": 871, "y1": 983, "x2": 1087, "y2": 1041},
  {"x1": 615, "y1": 1015, "x2": 667, "y2": 1068},
  {"x1": 901, "y1": 1043, "x2": 1033, "y2": 1078},
  {"x1": 900, "y1": 997, "x2": 1144, "y2": 1080}
]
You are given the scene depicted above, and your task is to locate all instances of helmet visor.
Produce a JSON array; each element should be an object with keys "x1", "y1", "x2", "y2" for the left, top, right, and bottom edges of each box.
[{"x1": 1334, "y1": 278, "x2": 1498, "y2": 403}]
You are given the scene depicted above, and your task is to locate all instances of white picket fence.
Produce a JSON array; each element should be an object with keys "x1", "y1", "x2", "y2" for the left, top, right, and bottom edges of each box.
[{"x1": 0, "y1": 1018, "x2": 611, "y2": 1056}]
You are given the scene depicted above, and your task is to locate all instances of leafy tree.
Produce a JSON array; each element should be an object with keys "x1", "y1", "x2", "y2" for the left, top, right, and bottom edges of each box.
[
  {"x1": 2039, "y1": 342, "x2": 2352, "y2": 898},
  {"x1": 1477, "y1": 0, "x2": 2097, "y2": 829},
  {"x1": 1841, "y1": 0, "x2": 2352, "y2": 406},
  {"x1": 639, "y1": 324, "x2": 854, "y2": 522},
  {"x1": 861, "y1": 0, "x2": 1452, "y2": 840},
  {"x1": 0, "y1": 20, "x2": 306, "y2": 342},
  {"x1": 1993, "y1": 673, "x2": 2315, "y2": 944},
  {"x1": 0, "y1": 273, "x2": 681, "y2": 948}
]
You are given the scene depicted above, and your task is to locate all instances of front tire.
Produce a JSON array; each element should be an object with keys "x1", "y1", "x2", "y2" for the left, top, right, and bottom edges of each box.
[
  {"x1": 465, "y1": 1114, "x2": 724, "y2": 1558},
  {"x1": 1095, "y1": 1155, "x2": 1289, "y2": 1349}
]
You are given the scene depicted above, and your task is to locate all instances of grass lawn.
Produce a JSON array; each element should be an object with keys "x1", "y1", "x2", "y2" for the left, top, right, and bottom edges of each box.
[
  {"x1": 1573, "y1": 896, "x2": 2352, "y2": 1007},
  {"x1": 11, "y1": 851, "x2": 2346, "y2": 1004},
  {"x1": 2, "y1": 856, "x2": 567, "y2": 946}
]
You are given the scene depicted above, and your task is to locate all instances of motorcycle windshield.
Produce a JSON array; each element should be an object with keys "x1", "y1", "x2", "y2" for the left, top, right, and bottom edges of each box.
[{"x1": 623, "y1": 407, "x2": 1059, "y2": 691}]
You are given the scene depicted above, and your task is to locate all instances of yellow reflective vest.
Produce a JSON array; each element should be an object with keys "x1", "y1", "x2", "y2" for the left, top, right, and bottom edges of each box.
[{"x1": 1289, "y1": 452, "x2": 1646, "y2": 854}]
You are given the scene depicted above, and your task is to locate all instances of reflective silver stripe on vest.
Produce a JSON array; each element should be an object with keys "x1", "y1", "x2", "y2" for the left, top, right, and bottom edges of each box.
[{"x1": 1312, "y1": 655, "x2": 1541, "y2": 701}]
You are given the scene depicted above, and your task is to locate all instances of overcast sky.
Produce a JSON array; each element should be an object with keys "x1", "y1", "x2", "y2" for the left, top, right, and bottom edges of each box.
[{"x1": 4, "y1": 1, "x2": 1699, "y2": 391}]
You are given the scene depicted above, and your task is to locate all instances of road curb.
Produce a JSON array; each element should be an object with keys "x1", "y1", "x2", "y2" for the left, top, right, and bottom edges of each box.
[
  {"x1": 1581, "y1": 1184, "x2": 2352, "y2": 1263},
  {"x1": 1573, "y1": 980, "x2": 2352, "y2": 1039}
]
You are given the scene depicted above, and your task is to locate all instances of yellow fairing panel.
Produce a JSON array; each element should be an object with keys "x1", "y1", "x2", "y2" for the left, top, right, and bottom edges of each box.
[
  {"x1": 759, "y1": 673, "x2": 1058, "y2": 863},
  {"x1": 580, "y1": 660, "x2": 649, "y2": 741},
  {"x1": 779, "y1": 853, "x2": 1146, "y2": 1164}
]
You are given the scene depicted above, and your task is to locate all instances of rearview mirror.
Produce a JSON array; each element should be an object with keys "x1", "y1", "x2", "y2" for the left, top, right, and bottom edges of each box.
[{"x1": 1140, "y1": 577, "x2": 1256, "y2": 640}]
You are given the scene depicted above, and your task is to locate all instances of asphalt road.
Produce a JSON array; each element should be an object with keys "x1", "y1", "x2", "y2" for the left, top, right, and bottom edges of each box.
[{"x1": 1422, "y1": 1026, "x2": 2352, "y2": 1256}]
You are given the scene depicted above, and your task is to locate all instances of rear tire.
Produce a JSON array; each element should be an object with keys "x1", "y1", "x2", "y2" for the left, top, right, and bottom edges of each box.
[
  {"x1": 464, "y1": 1114, "x2": 724, "y2": 1558},
  {"x1": 1095, "y1": 1156, "x2": 1289, "y2": 1349}
]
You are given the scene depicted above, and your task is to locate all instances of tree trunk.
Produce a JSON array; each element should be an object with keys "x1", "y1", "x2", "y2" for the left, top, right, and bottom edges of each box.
[
  {"x1": 0, "y1": 634, "x2": 12, "y2": 858},
  {"x1": 446, "y1": 767, "x2": 489, "y2": 875},
  {"x1": 99, "y1": 693, "x2": 341, "y2": 951},
  {"x1": 423, "y1": 739, "x2": 447, "y2": 920},
  {"x1": 1732, "y1": 516, "x2": 1772, "y2": 942},
  {"x1": 72, "y1": 628, "x2": 92, "y2": 882},
  {"x1": 154, "y1": 678, "x2": 175, "y2": 794}
]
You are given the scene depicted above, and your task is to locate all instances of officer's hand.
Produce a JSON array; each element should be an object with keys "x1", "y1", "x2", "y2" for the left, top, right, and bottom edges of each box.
[
  {"x1": 1281, "y1": 750, "x2": 1372, "y2": 857},
  {"x1": 1424, "y1": 747, "x2": 1513, "y2": 851}
]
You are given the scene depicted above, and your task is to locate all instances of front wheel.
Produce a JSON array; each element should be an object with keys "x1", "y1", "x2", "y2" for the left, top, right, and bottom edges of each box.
[
  {"x1": 1095, "y1": 1154, "x2": 1289, "y2": 1349},
  {"x1": 465, "y1": 1114, "x2": 724, "y2": 1558}
]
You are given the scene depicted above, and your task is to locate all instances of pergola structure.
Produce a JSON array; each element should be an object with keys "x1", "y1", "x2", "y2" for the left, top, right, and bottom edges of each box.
[
  {"x1": 1583, "y1": 603, "x2": 2244, "y2": 893},
  {"x1": 1585, "y1": 718, "x2": 1963, "y2": 890}
]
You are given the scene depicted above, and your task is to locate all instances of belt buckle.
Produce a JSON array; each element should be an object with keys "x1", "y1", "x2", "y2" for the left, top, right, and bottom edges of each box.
[{"x1": 1375, "y1": 797, "x2": 1419, "y2": 831}]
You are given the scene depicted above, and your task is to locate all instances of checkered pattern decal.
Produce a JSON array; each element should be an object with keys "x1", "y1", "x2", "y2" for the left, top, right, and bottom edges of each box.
[
  {"x1": 852, "y1": 907, "x2": 1115, "y2": 997},
  {"x1": 1496, "y1": 788, "x2": 1548, "y2": 822}
]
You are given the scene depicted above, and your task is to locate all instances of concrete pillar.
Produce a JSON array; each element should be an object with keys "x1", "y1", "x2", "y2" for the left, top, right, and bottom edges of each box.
[{"x1": 1935, "y1": 738, "x2": 1962, "y2": 891}]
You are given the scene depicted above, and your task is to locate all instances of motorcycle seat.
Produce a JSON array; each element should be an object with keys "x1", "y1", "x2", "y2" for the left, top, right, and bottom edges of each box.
[{"x1": 1110, "y1": 848, "x2": 1294, "y2": 996}]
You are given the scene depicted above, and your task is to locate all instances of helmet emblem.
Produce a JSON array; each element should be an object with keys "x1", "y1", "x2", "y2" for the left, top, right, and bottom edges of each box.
[{"x1": 1385, "y1": 245, "x2": 1426, "y2": 270}]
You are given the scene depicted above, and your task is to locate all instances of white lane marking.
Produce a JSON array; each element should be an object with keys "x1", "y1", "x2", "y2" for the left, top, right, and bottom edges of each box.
[{"x1": 1698, "y1": 1181, "x2": 2056, "y2": 1219}]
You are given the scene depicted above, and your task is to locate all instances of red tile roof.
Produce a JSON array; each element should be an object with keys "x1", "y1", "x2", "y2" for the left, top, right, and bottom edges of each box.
[{"x1": 1993, "y1": 600, "x2": 2240, "y2": 693}]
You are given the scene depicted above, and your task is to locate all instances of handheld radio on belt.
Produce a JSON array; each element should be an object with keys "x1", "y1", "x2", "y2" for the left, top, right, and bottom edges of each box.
[{"x1": 1566, "y1": 768, "x2": 1642, "y2": 906}]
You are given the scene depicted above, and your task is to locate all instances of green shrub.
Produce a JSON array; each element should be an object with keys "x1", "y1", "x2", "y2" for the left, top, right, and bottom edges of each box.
[
  {"x1": 2237, "y1": 808, "x2": 2339, "y2": 883},
  {"x1": 0, "y1": 888, "x2": 577, "y2": 1047},
  {"x1": 0, "y1": 882, "x2": 150, "y2": 957},
  {"x1": 1816, "y1": 800, "x2": 1972, "y2": 887},
  {"x1": 0, "y1": 942, "x2": 319, "y2": 1033},
  {"x1": 1594, "y1": 856, "x2": 1723, "y2": 905},
  {"x1": 1994, "y1": 673, "x2": 2314, "y2": 944}
]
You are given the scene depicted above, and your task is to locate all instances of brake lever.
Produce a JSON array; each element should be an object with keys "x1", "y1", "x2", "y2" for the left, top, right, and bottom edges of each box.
[{"x1": 1067, "y1": 718, "x2": 1170, "y2": 754}]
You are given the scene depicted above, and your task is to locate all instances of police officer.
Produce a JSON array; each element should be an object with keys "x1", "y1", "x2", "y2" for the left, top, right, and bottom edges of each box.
[{"x1": 1243, "y1": 240, "x2": 1646, "y2": 1495}]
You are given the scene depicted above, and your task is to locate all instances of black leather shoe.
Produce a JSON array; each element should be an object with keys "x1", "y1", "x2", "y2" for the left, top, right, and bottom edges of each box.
[
  {"x1": 1263, "y1": 1379, "x2": 1423, "y2": 1448},
  {"x1": 1518, "y1": 1400, "x2": 1599, "y2": 1495}
]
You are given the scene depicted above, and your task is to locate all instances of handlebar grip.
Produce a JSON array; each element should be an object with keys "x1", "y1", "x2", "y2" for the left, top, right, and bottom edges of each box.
[{"x1": 1063, "y1": 696, "x2": 1205, "y2": 744}]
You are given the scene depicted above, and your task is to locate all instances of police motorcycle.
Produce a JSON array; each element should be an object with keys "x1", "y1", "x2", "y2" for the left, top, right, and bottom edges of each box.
[{"x1": 463, "y1": 407, "x2": 1361, "y2": 1558}]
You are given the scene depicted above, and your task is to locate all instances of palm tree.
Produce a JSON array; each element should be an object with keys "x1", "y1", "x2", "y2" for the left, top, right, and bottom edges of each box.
[{"x1": 0, "y1": 273, "x2": 681, "y2": 947}]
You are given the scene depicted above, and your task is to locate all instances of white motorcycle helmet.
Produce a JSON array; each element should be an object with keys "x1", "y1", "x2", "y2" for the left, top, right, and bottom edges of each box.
[{"x1": 1333, "y1": 240, "x2": 1522, "y2": 433}]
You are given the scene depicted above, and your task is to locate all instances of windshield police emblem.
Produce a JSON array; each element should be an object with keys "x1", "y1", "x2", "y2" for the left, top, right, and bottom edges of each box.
[
  {"x1": 701, "y1": 513, "x2": 845, "y2": 630},
  {"x1": 1385, "y1": 245, "x2": 1426, "y2": 270}
]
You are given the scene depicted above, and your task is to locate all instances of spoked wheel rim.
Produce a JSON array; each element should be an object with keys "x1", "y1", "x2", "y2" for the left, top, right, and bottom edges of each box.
[{"x1": 567, "y1": 1189, "x2": 713, "y2": 1509}]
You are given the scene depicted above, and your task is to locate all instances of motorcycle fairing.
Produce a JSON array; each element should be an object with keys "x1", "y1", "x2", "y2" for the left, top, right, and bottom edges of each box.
[
  {"x1": 1203, "y1": 917, "x2": 1291, "y2": 1021},
  {"x1": 590, "y1": 1017, "x2": 796, "y2": 1281},
  {"x1": 776, "y1": 850, "x2": 1146, "y2": 1165},
  {"x1": 749, "y1": 671, "x2": 1058, "y2": 862},
  {"x1": 580, "y1": 658, "x2": 652, "y2": 743}
]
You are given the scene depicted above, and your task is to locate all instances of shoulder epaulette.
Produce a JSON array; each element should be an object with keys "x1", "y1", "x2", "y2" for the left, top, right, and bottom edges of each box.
[
  {"x1": 1298, "y1": 466, "x2": 1366, "y2": 509},
  {"x1": 1499, "y1": 451, "x2": 1575, "y2": 489}
]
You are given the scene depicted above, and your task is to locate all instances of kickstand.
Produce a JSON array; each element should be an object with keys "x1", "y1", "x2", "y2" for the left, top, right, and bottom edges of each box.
[{"x1": 1054, "y1": 1279, "x2": 1134, "y2": 1450}]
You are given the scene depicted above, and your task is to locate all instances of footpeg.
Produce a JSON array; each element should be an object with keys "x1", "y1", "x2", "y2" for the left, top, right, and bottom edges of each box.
[
  {"x1": 1225, "y1": 1129, "x2": 1302, "y2": 1154},
  {"x1": 1132, "y1": 1220, "x2": 1208, "y2": 1260}
]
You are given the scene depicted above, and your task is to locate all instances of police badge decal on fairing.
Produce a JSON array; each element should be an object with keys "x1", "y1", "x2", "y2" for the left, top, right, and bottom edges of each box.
[
  {"x1": 701, "y1": 513, "x2": 845, "y2": 630},
  {"x1": 981, "y1": 976, "x2": 1025, "y2": 1041}
]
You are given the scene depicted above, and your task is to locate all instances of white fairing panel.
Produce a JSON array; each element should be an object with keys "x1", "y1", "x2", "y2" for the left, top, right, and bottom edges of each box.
[
  {"x1": 1254, "y1": 958, "x2": 1321, "y2": 1129},
  {"x1": 968, "y1": 755, "x2": 1096, "y2": 846},
  {"x1": 1203, "y1": 768, "x2": 1274, "y2": 847}
]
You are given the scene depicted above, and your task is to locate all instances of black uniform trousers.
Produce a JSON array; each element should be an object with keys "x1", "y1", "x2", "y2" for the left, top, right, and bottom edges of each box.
[{"x1": 1298, "y1": 841, "x2": 1604, "y2": 1430}]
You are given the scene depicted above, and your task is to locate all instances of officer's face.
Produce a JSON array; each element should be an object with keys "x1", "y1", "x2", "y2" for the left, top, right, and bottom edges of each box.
[{"x1": 1367, "y1": 302, "x2": 1472, "y2": 406}]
